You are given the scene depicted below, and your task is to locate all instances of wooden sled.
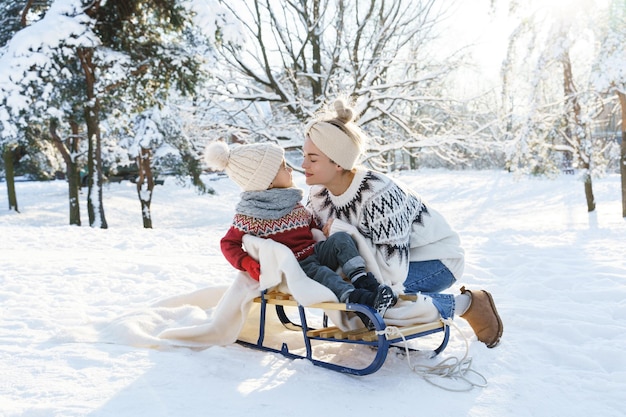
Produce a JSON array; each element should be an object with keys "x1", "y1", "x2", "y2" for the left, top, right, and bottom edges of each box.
[{"x1": 236, "y1": 290, "x2": 450, "y2": 376}]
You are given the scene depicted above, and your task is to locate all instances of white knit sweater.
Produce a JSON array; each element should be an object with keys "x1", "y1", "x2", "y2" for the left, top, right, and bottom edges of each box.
[{"x1": 307, "y1": 169, "x2": 465, "y2": 290}]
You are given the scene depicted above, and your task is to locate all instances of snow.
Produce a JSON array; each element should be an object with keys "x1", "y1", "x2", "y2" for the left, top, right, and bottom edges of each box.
[{"x1": 1, "y1": 169, "x2": 625, "y2": 417}]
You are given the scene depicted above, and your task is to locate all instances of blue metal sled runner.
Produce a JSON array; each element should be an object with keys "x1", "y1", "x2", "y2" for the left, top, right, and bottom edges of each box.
[{"x1": 237, "y1": 291, "x2": 450, "y2": 376}]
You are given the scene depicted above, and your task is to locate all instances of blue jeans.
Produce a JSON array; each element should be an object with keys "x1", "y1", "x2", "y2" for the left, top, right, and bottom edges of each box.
[
  {"x1": 403, "y1": 260, "x2": 456, "y2": 318},
  {"x1": 299, "y1": 232, "x2": 364, "y2": 302}
]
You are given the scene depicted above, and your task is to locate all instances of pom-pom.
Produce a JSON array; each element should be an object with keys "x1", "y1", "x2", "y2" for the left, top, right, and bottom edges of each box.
[{"x1": 204, "y1": 141, "x2": 230, "y2": 170}]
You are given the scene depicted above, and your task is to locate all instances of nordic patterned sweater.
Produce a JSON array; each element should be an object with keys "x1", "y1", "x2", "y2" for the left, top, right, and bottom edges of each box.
[
  {"x1": 306, "y1": 169, "x2": 464, "y2": 288},
  {"x1": 221, "y1": 197, "x2": 318, "y2": 276}
]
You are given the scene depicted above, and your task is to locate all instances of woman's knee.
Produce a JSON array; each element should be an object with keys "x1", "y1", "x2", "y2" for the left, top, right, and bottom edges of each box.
[{"x1": 404, "y1": 260, "x2": 456, "y2": 293}]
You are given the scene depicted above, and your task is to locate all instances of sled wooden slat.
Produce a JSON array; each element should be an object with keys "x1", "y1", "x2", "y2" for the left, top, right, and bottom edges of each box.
[
  {"x1": 345, "y1": 328, "x2": 372, "y2": 341},
  {"x1": 238, "y1": 290, "x2": 450, "y2": 376},
  {"x1": 253, "y1": 294, "x2": 355, "y2": 311},
  {"x1": 360, "y1": 321, "x2": 445, "y2": 342},
  {"x1": 306, "y1": 326, "x2": 370, "y2": 341},
  {"x1": 306, "y1": 326, "x2": 340, "y2": 338},
  {"x1": 304, "y1": 321, "x2": 445, "y2": 343}
]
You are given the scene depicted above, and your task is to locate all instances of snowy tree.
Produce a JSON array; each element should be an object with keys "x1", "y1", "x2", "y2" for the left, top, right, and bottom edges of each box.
[
  {"x1": 501, "y1": 0, "x2": 613, "y2": 212},
  {"x1": 91, "y1": 0, "x2": 222, "y2": 228},
  {"x1": 115, "y1": 104, "x2": 213, "y2": 228},
  {"x1": 200, "y1": 0, "x2": 487, "y2": 169},
  {"x1": 0, "y1": 0, "x2": 217, "y2": 227},
  {"x1": 0, "y1": 1, "x2": 49, "y2": 47},
  {"x1": 0, "y1": 0, "x2": 92, "y2": 220},
  {"x1": 0, "y1": 0, "x2": 53, "y2": 213},
  {"x1": 591, "y1": 0, "x2": 626, "y2": 217}
]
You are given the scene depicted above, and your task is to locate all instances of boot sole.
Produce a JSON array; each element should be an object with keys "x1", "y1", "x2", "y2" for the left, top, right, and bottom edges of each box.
[{"x1": 483, "y1": 290, "x2": 503, "y2": 348}]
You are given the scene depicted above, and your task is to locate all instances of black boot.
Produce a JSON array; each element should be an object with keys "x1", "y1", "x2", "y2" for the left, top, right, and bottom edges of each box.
[
  {"x1": 347, "y1": 288, "x2": 376, "y2": 329},
  {"x1": 347, "y1": 288, "x2": 376, "y2": 306},
  {"x1": 353, "y1": 272, "x2": 398, "y2": 306},
  {"x1": 352, "y1": 272, "x2": 380, "y2": 292},
  {"x1": 347, "y1": 286, "x2": 395, "y2": 330},
  {"x1": 373, "y1": 285, "x2": 395, "y2": 317}
]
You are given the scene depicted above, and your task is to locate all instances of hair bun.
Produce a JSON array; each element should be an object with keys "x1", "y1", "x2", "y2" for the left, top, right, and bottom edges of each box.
[
  {"x1": 333, "y1": 99, "x2": 354, "y2": 123},
  {"x1": 204, "y1": 141, "x2": 230, "y2": 170}
]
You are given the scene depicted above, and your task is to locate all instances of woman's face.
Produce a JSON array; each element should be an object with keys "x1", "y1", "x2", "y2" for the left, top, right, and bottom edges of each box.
[{"x1": 302, "y1": 137, "x2": 342, "y2": 186}]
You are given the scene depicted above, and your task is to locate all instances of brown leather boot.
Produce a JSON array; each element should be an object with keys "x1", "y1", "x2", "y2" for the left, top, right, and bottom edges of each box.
[{"x1": 459, "y1": 286, "x2": 503, "y2": 348}]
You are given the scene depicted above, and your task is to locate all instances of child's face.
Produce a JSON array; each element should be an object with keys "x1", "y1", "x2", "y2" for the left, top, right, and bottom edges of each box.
[{"x1": 270, "y1": 159, "x2": 293, "y2": 188}]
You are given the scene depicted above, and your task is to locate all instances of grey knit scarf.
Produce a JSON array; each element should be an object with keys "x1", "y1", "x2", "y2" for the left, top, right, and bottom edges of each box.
[{"x1": 236, "y1": 188, "x2": 304, "y2": 220}]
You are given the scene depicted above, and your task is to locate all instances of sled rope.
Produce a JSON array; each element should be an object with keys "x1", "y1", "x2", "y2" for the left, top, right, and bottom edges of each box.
[{"x1": 379, "y1": 319, "x2": 487, "y2": 391}]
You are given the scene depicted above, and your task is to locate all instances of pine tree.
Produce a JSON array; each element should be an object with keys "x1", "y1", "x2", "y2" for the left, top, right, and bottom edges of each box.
[{"x1": 1, "y1": 0, "x2": 210, "y2": 226}]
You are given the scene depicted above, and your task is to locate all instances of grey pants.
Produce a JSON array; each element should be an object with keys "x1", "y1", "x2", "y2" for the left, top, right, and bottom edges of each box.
[{"x1": 298, "y1": 231, "x2": 365, "y2": 301}]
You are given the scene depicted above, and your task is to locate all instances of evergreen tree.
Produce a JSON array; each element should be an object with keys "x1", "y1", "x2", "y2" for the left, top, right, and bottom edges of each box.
[
  {"x1": 0, "y1": 0, "x2": 214, "y2": 226},
  {"x1": 0, "y1": 0, "x2": 52, "y2": 213}
]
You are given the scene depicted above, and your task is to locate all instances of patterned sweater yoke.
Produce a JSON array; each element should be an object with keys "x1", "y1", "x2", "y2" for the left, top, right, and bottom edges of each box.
[
  {"x1": 231, "y1": 203, "x2": 317, "y2": 261},
  {"x1": 307, "y1": 169, "x2": 464, "y2": 284}
]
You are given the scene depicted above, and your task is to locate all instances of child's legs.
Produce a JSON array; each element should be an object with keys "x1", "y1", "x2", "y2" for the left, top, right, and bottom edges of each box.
[
  {"x1": 299, "y1": 255, "x2": 354, "y2": 302},
  {"x1": 314, "y1": 232, "x2": 365, "y2": 277}
]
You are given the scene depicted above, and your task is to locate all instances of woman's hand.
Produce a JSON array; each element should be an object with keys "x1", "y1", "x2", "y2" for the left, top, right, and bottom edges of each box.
[{"x1": 322, "y1": 218, "x2": 334, "y2": 237}]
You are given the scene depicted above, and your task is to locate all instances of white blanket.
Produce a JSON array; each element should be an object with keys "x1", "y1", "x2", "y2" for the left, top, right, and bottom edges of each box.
[{"x1": 99, "y1": 234, "x2": 440, "y2": 349}]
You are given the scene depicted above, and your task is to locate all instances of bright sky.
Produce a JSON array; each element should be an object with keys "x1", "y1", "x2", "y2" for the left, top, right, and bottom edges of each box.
[
  {"x1": 445, "y1": 0, "x2": 613, "y2": 98},
  {"x1": 440, "y1": 0, "x2": 514, "y2": 97}
]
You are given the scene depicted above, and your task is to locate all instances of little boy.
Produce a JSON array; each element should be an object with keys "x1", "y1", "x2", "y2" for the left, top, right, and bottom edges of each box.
[{"x1": 204, "y1": 141, "x2": 395, "y2": 328}]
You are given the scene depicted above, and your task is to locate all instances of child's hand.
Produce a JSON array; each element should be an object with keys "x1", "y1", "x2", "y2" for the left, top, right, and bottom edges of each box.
[
  {"x1": 322, "y1": 218, "x2": 334, "y2": 237},
  {"x1": 241, "y1": 256, "x2": 261, "y2": 281}
]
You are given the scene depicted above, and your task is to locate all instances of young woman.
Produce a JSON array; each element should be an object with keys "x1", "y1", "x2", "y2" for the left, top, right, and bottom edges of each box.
[{"x1": 301, "y1": 98, "x2": 503, "y2": 348}]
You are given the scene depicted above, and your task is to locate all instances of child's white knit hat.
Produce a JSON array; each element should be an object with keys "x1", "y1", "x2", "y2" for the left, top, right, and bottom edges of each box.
[{"x1": 204, "y1": 141, "x2": 284, "y2": 191}]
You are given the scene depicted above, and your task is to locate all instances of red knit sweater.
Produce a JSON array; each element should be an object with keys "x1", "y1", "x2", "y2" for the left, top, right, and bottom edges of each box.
[{"x1": 220, "y1": 203, "x2": 318, "y2": 275}]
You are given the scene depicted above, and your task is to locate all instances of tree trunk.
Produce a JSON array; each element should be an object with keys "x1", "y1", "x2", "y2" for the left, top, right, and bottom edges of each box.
[
  {"x1": 310, "y1": 0, "x2": 323, "y2": 101},
  {"x1": 410, "y1": 148, "x2": 418, "y2": 170},
  {"x1": 583, "y1": 173, "x2": 596, "y2": 213},
  {"x1": 563, "y1": 52, "x2": 595, "y2": 212},
  {"x1": 618, "y1": 91, "x2": 626, "y2": 218},
  {"x1": 136, "y1": 147, "x2": 154, "y2": 229},
  {"x1": 50, "y1": 119, "x2": 81, "y2": 225},
  {"x1": 2, "y1": 145, "x2": 20, "y2": 212},
  {"x1": 78, "y1": 47, "x2": 108, "y2": 229},
  {"x1": 67, "y1": 121, "x2": 82, "y2": 225}
]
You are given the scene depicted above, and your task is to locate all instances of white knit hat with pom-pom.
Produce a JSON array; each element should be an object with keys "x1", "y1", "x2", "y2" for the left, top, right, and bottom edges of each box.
[{"x1": 204, "y1": 141, "x2": 284, "y2": 191}]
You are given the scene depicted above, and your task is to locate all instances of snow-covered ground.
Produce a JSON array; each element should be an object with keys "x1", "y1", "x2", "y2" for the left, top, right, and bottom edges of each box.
[{"x1": 1, "y1": 169, "x2": 624, "y2": 417}]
